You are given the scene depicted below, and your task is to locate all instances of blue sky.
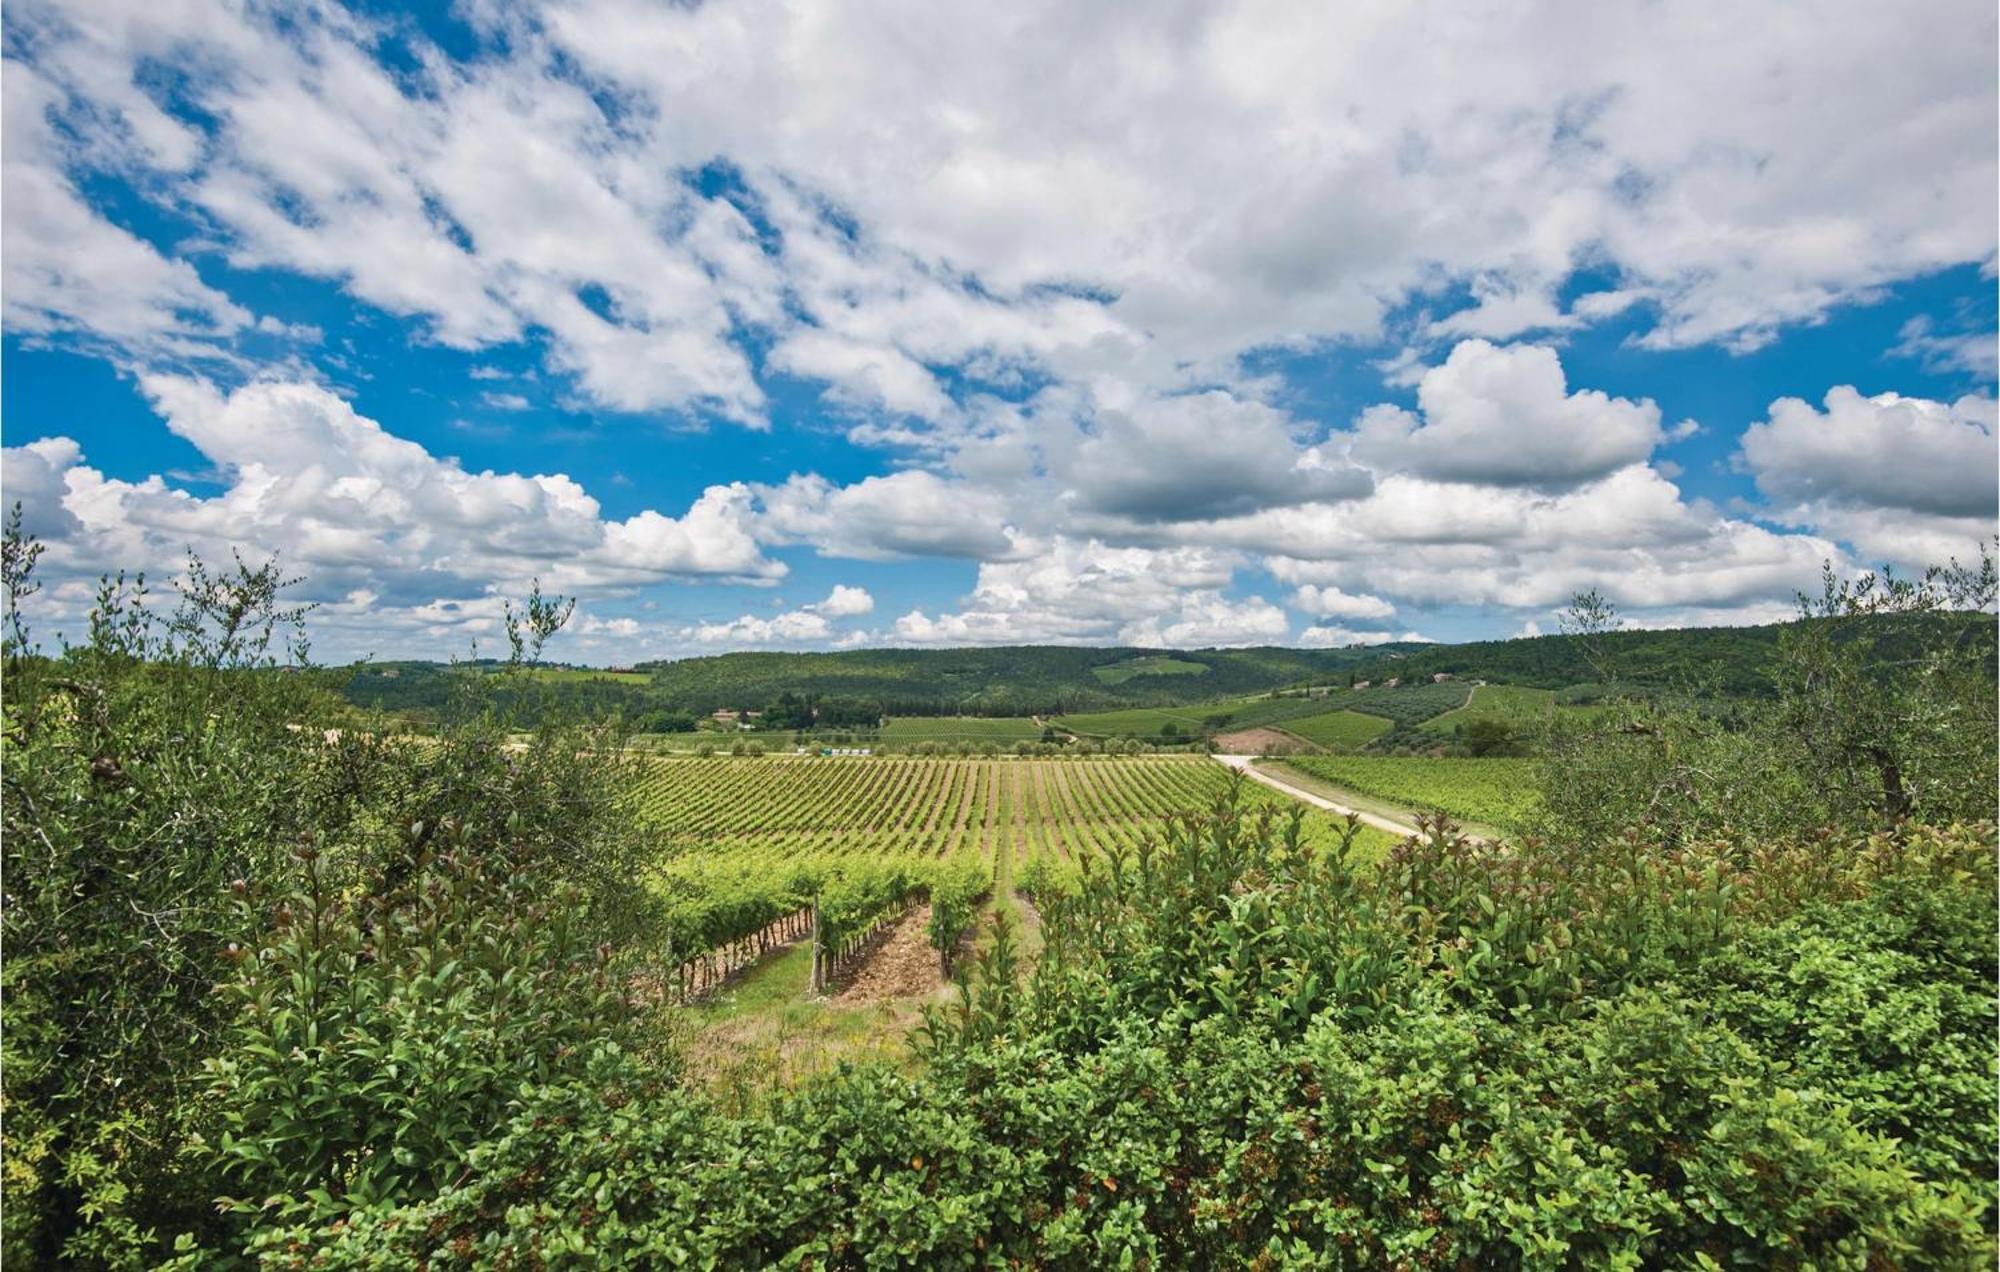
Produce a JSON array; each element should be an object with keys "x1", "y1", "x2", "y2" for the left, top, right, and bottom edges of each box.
[{"x1": 3, "y1": 0, "x2": 1994, "y2": 662}]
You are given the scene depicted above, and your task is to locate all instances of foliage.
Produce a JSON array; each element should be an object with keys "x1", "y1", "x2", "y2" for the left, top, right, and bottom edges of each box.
[
  {"x1": 0, "y1": 543, "x2": 657, "y2": 1266},
  {"x1": 259, "y1": 798, "x2": 1995, "y2": 1267},
  {"x1": 1538, "y1": 555, "x2": 1998, "y2": 846},
  {"x1": 342, "y1": 643, "x2": 1410, "y2": 723},
  {"x1": 202, "y1": 838, "x2": 641, "y2": 1225},
  {"x1": 1279, "y1": 708, "x2": 1393, "y2": 750},
  {"x1": 10, "y1": 523, "x2": 1996, "y2": 1267},
  {"x1": 1091, "y1": 654, "x2": 1212, "y2": 684},
  {"x1": 1280, "y1": 755, "x2": 1543, "y2": 830},
  {"x1": 879, "y1": 715, "x2": 1043, "y2": 742}
]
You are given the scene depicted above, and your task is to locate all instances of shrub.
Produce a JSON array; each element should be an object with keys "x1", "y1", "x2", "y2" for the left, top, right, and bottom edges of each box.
[{"x1": 201, "y1": 837, "x2": 645, "y2": 1228}]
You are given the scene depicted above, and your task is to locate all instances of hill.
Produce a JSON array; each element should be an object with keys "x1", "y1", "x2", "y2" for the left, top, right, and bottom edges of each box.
[
  {"x1": 1337, "y1": 612, "x2": 1995, "y2": 698},
  {"x1": 335, "y1": 613, "x2": 1995, "y2": 726},
  {"x1": 631, "y1": 645, "x2": 1418, "y2": 714}
]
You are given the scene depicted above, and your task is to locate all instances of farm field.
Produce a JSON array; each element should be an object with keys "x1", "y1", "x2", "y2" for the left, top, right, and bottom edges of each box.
[
  {"x1": 1419, "y1": 683, "x2": 1554, "y2": 732},
  {"x1": 633, "y1": 755, "x2": 1396, "y2": 961},
  {"x1": 1326, "y1": 680, "x2": 1472, "y2": 726},
  {"x1": 1058, "y1": 691, "x2": 1348, "y2": 739},
  {"x1": 1278, "y1": 708, "x2": 1394, "y2": 750},
  {"x1": 1054, "y1": 703, "x2": 1226, "y2": 738},
  {"x1": 879, "y1": 716, "x2": 1042, "y2": 742},
  {"x1": 1269, "y1": 755, "x2": 1542, "y2": 832},
  {"x1": 1419, "y1": 683, "x2": 1613, "y2": 735},
  {"x1": 1091, "y1": 654, "x2": 1211, "y2": 684}
]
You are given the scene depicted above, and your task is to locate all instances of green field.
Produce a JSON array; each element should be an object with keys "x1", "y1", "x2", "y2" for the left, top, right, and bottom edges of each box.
[
  {"x1": 1272, "y1": 755, "x2": 1542, "y2": 831},
  {"x1": 1280, "y1": 708, "x2": 1394, "y2": 750},
  {"x1": 879, "y1": 716, "x2": 1043, "y2": 742},
  {"x1": 1091, "y1": 655, "x2": 1211, "y2": 685},
  {"x1": 1419, "y1": 683, "x2": 1556, "y2": 733},
  {"x1": 636, "y1": 754, "x2": 1387, "y2": 867},
  {"x1": 1054, "y1": 703, "x2": 1224, "y2": 738},
  {"x1": 634, "y1": 756, "x2": 1398, "y2": 957},
  {"x1": 1058, "y1": 691, "x2": 1352, "y2": 739}
]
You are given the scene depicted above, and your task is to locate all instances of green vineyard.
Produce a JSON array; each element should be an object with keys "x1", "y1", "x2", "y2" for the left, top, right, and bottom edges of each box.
[
  {"x1": 632, "y1": 755, "x2": 1393, "y2": 963},
  {"x1": 1271, "y1": 755, "x2": 1543, "y2": 831}
]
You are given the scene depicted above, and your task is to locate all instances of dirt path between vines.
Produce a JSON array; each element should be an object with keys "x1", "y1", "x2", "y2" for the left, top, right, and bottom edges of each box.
[{"x1": 834, "y1": 903, "x2": 947, "y2": 1005}]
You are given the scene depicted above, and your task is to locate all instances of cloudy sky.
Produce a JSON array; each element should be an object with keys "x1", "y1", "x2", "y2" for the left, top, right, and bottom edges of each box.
[{"x1": 3, "y1": 0, "x2": 1995, "y2": 663}]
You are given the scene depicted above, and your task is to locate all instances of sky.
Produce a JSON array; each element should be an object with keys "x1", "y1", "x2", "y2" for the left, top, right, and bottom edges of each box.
[{"x1": 2, "y1": 0, "x2": 1995, "y2": 665}]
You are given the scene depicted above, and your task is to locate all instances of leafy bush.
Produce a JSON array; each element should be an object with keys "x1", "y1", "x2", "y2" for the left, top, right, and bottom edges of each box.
[
  {"x1": 261, "y1": 795, "x2": 1994, "y2": 1267},
  {"x1": 0, "y1": 535, "x2": 660, "y2": 1266},
  {"x1": 202, "y1": 837, "x2": 642, "y2": 1226}
]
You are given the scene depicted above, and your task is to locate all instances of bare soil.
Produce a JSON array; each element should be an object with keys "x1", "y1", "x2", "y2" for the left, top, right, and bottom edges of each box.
[
  {"x1": 833, "y1": 903, "x2": 948, "y2": 1004},
  {"x1": 1212, "y1": 727, "x2": 1314, "y2": 755}
]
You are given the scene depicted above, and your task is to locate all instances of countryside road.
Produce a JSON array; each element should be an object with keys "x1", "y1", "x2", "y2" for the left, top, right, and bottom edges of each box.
[{"x1": 1211, "y1": 753, "x2": 1423, "y2": 839}]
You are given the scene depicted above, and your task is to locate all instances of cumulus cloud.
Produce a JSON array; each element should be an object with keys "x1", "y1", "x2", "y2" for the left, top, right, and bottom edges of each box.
[
  {"x1": 3, "y1": 2, "x2": 1993, "y2": 658},
  {"x1": 1119, "y1": 593, "x2": 1290, "y2": 649},
  {"x1": 685, "y1": 608, "x2": 834, "y2": 646},
  {"x1": 1289, "y1": 584, "x2": 1396, "y2": 621},
  {"x1": 2, "y1": 378, "x2": 787, "y2": 651},
  {"x1": 1890, "y1": 316, "x2": 1999, "y2": 379},
  {"x1": 1737, "y1": 387, "x2": 1997, "y2": 568},
  {"x1": 10, "y1": 0, "x2": 1993, "y2": 420},
  {"x1": 808, "y1": 584, "x2": 876, "y2": 617},
  {"x1": 1180, "y1": 460, "x2": 1847, "y2": 620},
  {"x1": 893, "y1": 538, "x2": 1243, "y2": 646},
  {"x1": 1066, "y1": 391, "x2": 1371, "y2": 522},
  {"x1": 1350, "y1": 341, "x2": 1666, "y2": 490},
  {"x1": 1298, "y1": 626, "x2": 1425, "y2": 648},
  {"x1": 1741, "y1": 388, "x2": 1996, "y2": 518},
  {"x1": 2, "y1": 65, "x2": 255, "y2": 360},
  {"x1": 757, "y1": 471, "x2": 1020, "y2": 560}
]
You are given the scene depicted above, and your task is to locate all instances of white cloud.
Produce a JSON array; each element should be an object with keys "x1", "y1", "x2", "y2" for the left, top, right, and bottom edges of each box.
[
  {"x1": 1298, "y1": 626, "x2": 1417, "y2": 648},
  {"x1": 766, "y1": 330, "x2": 954, "y2": 421},
  {"x1": 12, "y1": 0, "x2": 1992, "y2": 421},
  {"x1": 3, "y1": 2, "x2": 1993, "y2": 659},
  {"x1": 808, "y1": 584, "x2": 876, "y2": 617},
  {"x1": 1741, "y1": 388, "x2": 1996, "y2": 518},
  {"x1": 2, "y1": 378, "x2": 787, "y2": 653},
  {"x1": 1290, "y1": 584, "x2": 1396, "y2": 621},
  {"x1": 1120, "y1": 593, "x2": 1290, "y2": 648},
  {"x1": 1351, "y1": 341, "x2": 1665, "y2": 490},
  {"x1": 1737, "y1": 387, "x2": 1997, "y2": 568},
  {"x1": 2, "y1": 65, "x2": 254, "y2": 360},
  {"x1": 1890, "y1": 316, "x2": 1998, "y2": 379},
  {"x1": 757, "y1": 471, "x2": 1019, "y2": 560},
  {"x1": 1065, "y1": 391, "x2": 1371, "y2": 522},
  {"x1": 685, "y1": 609, "x2": 832, "y2": 646},
  {"x1": 1175, "y1": 461, "x2": 1847, "y2": 617},
  {"x1": 892, "y1": 537, "x2": 1243, "y2": 646}
]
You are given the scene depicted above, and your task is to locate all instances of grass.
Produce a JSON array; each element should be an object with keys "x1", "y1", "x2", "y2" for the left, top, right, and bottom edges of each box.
[
  {"x1": 678, "y1": 939, "x2": 938, "y2": 1110},
  {"x1": 879, "y1": 716, "x2": 1043, "y2": 742},
  {"x1": 1421, "y1": 683, "x2": 1617, "y2": 735},
  {"x1": 1055, "y1": 704, "x2": 1222, "y2": 738},
  {"x1": 1280, "y1": 709, "x2": 1394, "y2": 750},
  {"x1": 1272, "y1": 755, "x2": 1541, "y2": 834},
  {"x1": 1091, "y1": 655, "x2": 1211, "y2": 685},
  {"x1": 1420, "y1": 683, "x2": 1555, "y2": 733}
]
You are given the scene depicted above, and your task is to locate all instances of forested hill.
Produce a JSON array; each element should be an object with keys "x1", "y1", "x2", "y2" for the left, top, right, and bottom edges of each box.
[
  {"x1": 335, "y1": 612, "x2": 1995, "y2": 721},
  {"x1": 630, "y1": 644, "x2": 1413, "y2": 714},
  {"x1": 1342, "y1": 610, "x2": 1998, "y2": 698}
]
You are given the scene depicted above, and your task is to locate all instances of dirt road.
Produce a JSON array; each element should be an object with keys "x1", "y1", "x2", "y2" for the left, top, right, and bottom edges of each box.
[{"x1": 1211, "y1": 753, "x2": 1423, "y2": 839}]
